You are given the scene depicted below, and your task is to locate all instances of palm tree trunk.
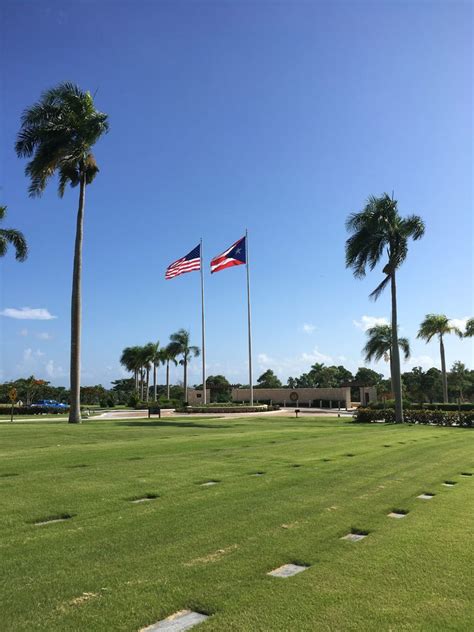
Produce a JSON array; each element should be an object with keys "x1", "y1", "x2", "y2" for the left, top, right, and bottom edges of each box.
[
  {"x1": 440, "y1": 336, "x2": 448, "y2": 403},
  {"x1": 390, "y1": 272, "x2": 403, "y2": 423},
  {"x1": 68, "y1": 174, "x2": 86, "y2": 423},
  {"x1": 388, "y1": 349, "x2": 393, "y2": 395},
  {"x1": 145, "y1": 367, "x2": 150, "y2": 402},
  {"x1": 153, "y1": 363, "x2": 157, "y2": 401},
  {"x1": 166, "y1": 361, "x2": 170, "y2": 400},
  {"x1": 134, "y1": 369, "x2": 138, "y2": 394},
  {"x1": 140, "y1": 368, "x2": 144, "y2": 400},
  {"x1": 183, "y1": 356, "x2": 187, "y2": 404}
]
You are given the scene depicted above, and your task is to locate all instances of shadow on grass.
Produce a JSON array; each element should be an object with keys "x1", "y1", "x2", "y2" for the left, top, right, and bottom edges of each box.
[{"x1": 113, "y1": 420, "x2": 231, "y2": 429}]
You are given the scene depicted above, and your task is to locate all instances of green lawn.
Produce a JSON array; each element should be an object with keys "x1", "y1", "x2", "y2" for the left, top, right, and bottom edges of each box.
[{"x1": 1, "y1": 416, "x2": 473, "y2": 631}]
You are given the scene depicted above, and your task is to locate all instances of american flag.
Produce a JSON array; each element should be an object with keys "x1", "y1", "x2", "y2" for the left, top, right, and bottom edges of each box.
[
  {"x1": 165, "y1": 244, "x2": 201, "y2": 279},
  {"x1": 210, "y1": 236, "x2": 246, "y2": 273}
]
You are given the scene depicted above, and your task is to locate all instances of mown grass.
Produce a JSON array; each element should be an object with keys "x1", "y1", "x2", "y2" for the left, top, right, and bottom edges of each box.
[{"x1": 0, "y1": 416, "x2": 473, "y2": 631}]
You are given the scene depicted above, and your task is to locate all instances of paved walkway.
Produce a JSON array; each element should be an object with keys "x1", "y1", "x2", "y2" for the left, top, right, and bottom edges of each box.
[
  {"x1": 96, "y1": 407, "x2": 354, "y2": 420},
  {"x1": 1, "y1": 407, "x2": 355, "y2": 423}
]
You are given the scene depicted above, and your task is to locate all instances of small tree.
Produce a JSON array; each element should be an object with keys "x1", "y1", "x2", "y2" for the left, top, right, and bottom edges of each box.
[
  {"x1": 256, "y1": 370, "x2": 282, "y2": 389},
  {"x1": 168, "y1": 329, "x2": 200, "y2": 403},
  {"x1": 417, "y1": 314, "x2": 461, "y2": 403}
]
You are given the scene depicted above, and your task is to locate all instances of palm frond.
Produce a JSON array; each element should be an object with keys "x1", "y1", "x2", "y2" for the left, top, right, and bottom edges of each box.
[
  {"x1": 0, "y1": 228, "x2": 28, "y2": 261},
  {"x1": 369, "y1": 274, "x2": 391, "y2": 301},
  {"x1": 398, "y1": 336, "x2": 411, "y2": 360}
]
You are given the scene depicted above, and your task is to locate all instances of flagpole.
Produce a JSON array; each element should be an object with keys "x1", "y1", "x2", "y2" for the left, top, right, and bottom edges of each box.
[
  {"x1": 200, "y1": 238, "x2": 207, "y2": 404},
  {"x1": 246, "y1": 229, "x2": 253, "y2": 405}
]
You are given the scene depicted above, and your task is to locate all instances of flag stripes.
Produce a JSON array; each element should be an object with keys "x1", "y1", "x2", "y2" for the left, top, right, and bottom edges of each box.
[
  {"x1": 165, "y1": 244, "x2": 201, "y2": 279},
  {"x1": 210, "y1": 236, "x2": 246, "y2": 273}
]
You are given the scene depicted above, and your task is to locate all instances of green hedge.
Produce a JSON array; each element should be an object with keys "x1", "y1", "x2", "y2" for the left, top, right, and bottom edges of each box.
[
  {"x1": 368, "y1": 401, "x2": 474, "y2": 411},
  {"x1": 176, "y1": 405, "x2": 279, "y2": 414},
  {"x1": 134, "y1": 400, "x2": 181, "y2": 410},
  {"x1": 354, "y1": 407, "x2": 474, "y2": 427},
  {"x1": 421, "y1": 402, "x2": 474, "y2": 411},
  {"x1": 0, "y1": 406, "x2": 69, "y2": 416}
]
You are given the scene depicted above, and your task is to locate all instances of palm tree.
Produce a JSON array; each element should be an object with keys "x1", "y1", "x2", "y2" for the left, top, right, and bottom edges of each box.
[
  {"x1": 0, "y1": 206, "x2": 28, "y2": 261},
  {"x1": 148, "y1": 341, "x2": 164, "y2": 402},
  {"x1": 464, "y1": 318, "x2": 474, "y2": 338},
  {"x1": 168, "y1": 329, "x2": 200, "y2": 403},
  {"x1": 346, "y1": 194, "x2": 425, "y2": 422},
  {"x1": 363, "y1": 324, "x2": 410, "y2": 393},
  {"x1": 417, "y1": 314, "x2": 461, "y2": 403},
  {"x1": 15, "y1": 83, "x2": 108, "y2": 423},
  {"x1": 120, "y1": 346, "x2": 142, "y2": 394},
  {"x1": 163, "y1": 344, "x2": 178, "y2": 400},
  {"x1": 139, "y1": 343, "x2": 156, "y2": 402}
]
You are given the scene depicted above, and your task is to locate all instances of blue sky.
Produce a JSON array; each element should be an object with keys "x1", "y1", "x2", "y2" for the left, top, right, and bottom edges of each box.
[{"x1": 1, "y1": 0, "x2": 472, "y2": 387}]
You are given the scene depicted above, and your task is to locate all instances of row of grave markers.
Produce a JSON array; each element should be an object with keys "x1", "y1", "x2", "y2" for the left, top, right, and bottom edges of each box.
[{"x1": 138, "y1": 472, "x2": 471, "y2": 632}]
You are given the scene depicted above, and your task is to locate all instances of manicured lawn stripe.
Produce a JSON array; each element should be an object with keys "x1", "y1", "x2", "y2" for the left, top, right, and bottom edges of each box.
[{"x1": 0, "y1": 416, "x2": 472, "y2": 631}]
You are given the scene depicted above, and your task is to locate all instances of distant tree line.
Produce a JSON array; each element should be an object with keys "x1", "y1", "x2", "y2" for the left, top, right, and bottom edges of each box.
[{"x1": 1, "y1": 360, "x2": 472, "y2": 407}]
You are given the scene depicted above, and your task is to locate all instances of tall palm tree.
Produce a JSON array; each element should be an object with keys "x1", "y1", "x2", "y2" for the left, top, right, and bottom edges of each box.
[
  {"x1": 346, "y1": 194, "x2": 425, "y2": 422},
  {"x1": 417, "y1": 314, "x2": 461, "y2": 403},
  {"x1": 363, "y1": 324, "x2": 410, "y2": 392},
  {"x1": 15, "y1": 83, "x2": 108, "y2": 423},
  {"x1": 148, "y1": 341, "x2": 164, "y2": 402},
  {"x1": 168, "y1": 329, "x2": 200, "y2": 403},
  {"x1": 464, "y1": 318, "x2": 474, "y2": 338},
  {"x1": 0, "y1": 206, "x2": 28, "y2": 261},
  {"x1": 163, "y1": 343, "x2": 178, "y2": 400}
]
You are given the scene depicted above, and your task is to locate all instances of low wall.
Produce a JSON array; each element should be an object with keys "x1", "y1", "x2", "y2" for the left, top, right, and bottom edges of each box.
[
  {"x1": 232, "y1": 387, "x2": 351, "y2": 408},
  {"x1": 187, "y1": 389, "x2": 211, "y2": 404}
]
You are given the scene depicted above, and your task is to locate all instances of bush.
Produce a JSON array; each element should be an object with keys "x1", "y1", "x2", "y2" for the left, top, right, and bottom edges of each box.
[
  {"x1": 127, "y1": 392, "x2": 139, "y2": 408},
  {"x1": 0, "y1": 406, "x2": 67, "y2": 416},
  {"x1": 422, "y1": 402, "x2": 474, "y2": 411},
  {"x1": 367, "y1": 399, "x2": 418, "y2": 410},
  {"x1": 353, "y1": 407, "x2": 474, "y2": 427},
  {"x1": 367, "y1": 400, "x2": 474, "y2": 411}
]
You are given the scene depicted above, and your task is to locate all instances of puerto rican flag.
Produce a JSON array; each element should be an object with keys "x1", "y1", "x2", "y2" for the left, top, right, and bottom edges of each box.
[{"x1": 210, "y1": 236, "x2": 246, "y2": 273}]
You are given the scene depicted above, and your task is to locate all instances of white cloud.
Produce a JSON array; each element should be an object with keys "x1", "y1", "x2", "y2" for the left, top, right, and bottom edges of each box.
[
  {"x1": 257, "y1": 353, "x2": 274, "y2": 368},
  {"x1": 449, "y1": 317, "x2": 469, "y2": 333},
  {"x1": 301, "y1": 323, "x2": 316, "y2": 334},
  {"x1": 301, "y1": 347, "x2": 333, "y2": 364},
  {"x1": 402, "y1": 355, "x2": 438, "y2": 371},
  {"x1": 256, "y1": 346, "x2": 334, "y2": 379},
  {"x1": 0, "y1": 307, "x2": 57, "y2": 320},
  {"x1": 353, "y1": 315, "x2": 389, "y2": 331},
  {"x1": 37, "y1": 332, "x2": 53, "y2": 340},
  {"x1": 45, "y1": 360, "x2": 66, "y2": 378},
  {"x1": 19, "y1": 328, "x2": 28, "y2": 337}
]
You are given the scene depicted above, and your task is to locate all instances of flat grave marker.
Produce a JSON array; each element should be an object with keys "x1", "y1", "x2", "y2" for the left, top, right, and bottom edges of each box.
[
  {"x1": 141, "y1": 610, "x2": 208, "y2": 631},
  {"x1": 342, "y1": 532, "x2": 367, "y2": 542},
  {"x1": 388, "y1": 511, "x2": 408, "y2": 519},
  {"x1": 268, "y1": 563, "x2": 309, "y2": 578},
  {"x1": 417, "y1": 493, "x2": 434, "y2": 500}
]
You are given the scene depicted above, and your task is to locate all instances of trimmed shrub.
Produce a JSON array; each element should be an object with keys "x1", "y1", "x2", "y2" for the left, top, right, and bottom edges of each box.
[
  {"x1": 368, "y1": 401, "x2": 474, "y2": 411},
  {"x1": 353, "y1": 407, "x2": 474, "y2": 427},
  {"x1": 176, "y1": 404, "x2": 279, "y2": 414}
]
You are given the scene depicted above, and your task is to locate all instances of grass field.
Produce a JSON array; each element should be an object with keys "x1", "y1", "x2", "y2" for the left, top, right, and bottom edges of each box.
[{"x1": 1, "y1": 416, "x2": 473, "y2": 631}]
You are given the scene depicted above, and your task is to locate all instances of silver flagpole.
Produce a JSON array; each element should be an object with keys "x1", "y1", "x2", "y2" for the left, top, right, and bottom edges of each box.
[
  {"x1": 245, "y1": 229, "x2": 253, "y2": 405},
  {"x1": 200, "y1": 238, "x2": 207, "y2": 404}
]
